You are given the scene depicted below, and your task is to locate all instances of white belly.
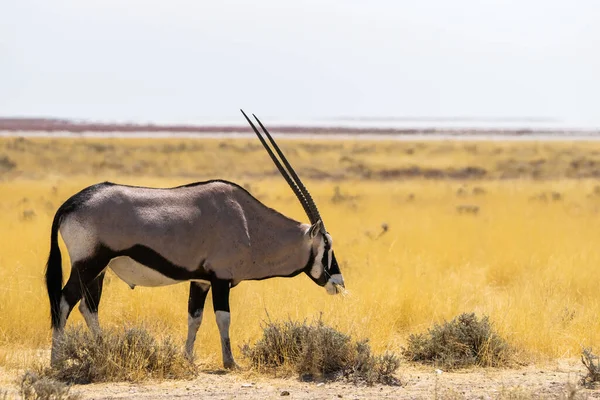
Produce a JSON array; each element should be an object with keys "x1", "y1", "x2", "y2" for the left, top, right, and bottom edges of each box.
[{"x1": 108, "y1": 256, "x2": 179, "y2": 288}]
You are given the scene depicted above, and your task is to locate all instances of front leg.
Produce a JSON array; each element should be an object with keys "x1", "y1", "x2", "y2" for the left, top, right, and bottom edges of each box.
[
  {"x1": 185, "y1": 282, "x2": 211, "y2": 359},
  {"x1": 211, "y1": 278, "x2": 237, "y2": 369}
]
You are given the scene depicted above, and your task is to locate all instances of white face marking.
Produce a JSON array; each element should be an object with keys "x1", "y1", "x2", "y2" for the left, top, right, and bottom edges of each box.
[
  {"x1": 60, "y1": 217, "x2": 97, "y2": 263},
  {"x1": 325, "y1": 274, "x2": 345, "y2": 295},
  {"x1": 310, "y1": 238, "x2": 326, "y2": 279},
  {"x1": 108, "y1": 256, "x2": 179, "y2": 287},
  {"x1": 329, "y1": 274, "x2": 344, "y2": 286},
  {"x1": 325, "y1": 233, "x2": 333, "y2": 267}
]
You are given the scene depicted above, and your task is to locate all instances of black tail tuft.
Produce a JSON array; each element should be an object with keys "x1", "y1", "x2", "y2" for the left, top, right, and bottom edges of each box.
[
  {"x1": 45, "y1": 211, "x2": 64, "y2": 329},
  {"x1": 44, "y1": 182, "x2": 108, "y2": 329}
]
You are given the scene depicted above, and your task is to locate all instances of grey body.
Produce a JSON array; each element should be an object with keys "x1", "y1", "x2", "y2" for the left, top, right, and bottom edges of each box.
[
  {"x1": 64, "y1": 181, "x2": 313, "y2": 286},
  {"x1": 45, "y1": 112, "x2": 345, "y2": 369}
]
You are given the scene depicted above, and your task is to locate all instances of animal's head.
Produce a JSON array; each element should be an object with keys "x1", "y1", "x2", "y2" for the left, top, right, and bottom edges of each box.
[
  {"x1": 242, "y1": 109, "x2": 345, "y2": 295},
  {"x1": 306, "y1": 220, "x2": 345, "y2": 295}
]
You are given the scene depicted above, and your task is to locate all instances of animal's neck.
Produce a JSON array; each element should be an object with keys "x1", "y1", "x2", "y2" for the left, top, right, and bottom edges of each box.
[{"x1": 254, "y1": 223, "x2": 312, "y2": 276}]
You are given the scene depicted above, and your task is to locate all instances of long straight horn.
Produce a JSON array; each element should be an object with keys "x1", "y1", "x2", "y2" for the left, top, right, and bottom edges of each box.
[
  {"x1": 240, "y1": 109, "x2": 315, "y2": 224},
  {"x1": 251, "y1": 114, "x2": 323, "y2": 228}
]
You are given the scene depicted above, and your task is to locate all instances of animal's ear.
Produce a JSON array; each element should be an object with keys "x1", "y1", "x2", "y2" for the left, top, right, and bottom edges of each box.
[{"x1": 308, "y1": 220, "x2": 323, "y2": 239}]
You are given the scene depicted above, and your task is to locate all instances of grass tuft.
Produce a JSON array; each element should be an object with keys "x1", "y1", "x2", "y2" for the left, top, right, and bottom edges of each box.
[
  {"x1": 18, "y1": 370, "x2": 80, "y2": 400},
  {"x1": 580, "y1": 348, "x2": 600, "y2": 389},
  {"x1": 241, "y1": 316, "x2": 400, "y2": 385},
  {"x1": 45, "y1": 325, "x2": 196, "y2": 383},
  {"x1": 402, "y1": 312, "x2": 512, "y2": 370}
]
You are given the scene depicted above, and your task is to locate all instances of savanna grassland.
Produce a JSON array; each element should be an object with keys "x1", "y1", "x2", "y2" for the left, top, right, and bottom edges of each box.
[{"x1": 1, "y1": 136, "x2": 600, "y2": 397}]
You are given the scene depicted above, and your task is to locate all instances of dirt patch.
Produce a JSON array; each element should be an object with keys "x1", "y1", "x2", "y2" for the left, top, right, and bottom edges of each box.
[{"x1": 2, "y1": 359, "x2": 598, "y2": 399}]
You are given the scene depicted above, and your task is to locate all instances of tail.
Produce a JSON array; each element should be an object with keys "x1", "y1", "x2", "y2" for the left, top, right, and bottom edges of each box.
[{"x1": 45, "y1": 210, "x2": 64, "y2": 329}]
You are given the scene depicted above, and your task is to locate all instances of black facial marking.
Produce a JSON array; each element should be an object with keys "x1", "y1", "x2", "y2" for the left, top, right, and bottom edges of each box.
[
  {"x1": 328, "y1": 252, "x2": 341, "y2": 276},
  {"x1": 303, "y1": 247, "x2": 316, "y2": 274},
  {"x1": 321, "y1": 242, "x2": 330, "y2": 270}
]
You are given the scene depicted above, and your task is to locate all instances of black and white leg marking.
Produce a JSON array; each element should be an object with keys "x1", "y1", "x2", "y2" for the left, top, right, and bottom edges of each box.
[
  {"x1": 51, "y1": 251, "x2": 110, "y2": 366},
  {"x1": 185, "y1": 281, "x2": 210, "y2": 359},
  {"x1": 211, "y1": 278, "x2": 237, "y2": 369},
  {"x1": 78, "y1": 271, "x2": 106, "y2": 335}
]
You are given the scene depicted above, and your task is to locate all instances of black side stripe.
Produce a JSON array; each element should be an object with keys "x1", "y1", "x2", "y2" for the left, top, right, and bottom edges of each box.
[
  {"x1": 103, "y1": 244, "x2": 323, "y2": 286},
  {"x1": 107, "y1": 244, "x2": 213, "y2": 282}
]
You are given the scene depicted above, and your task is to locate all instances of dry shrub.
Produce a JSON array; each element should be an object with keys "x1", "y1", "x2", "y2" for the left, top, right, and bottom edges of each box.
[
  {"x1": 18, "y1": 371, "x2": 80, "y2": 400},
  {"x1": 403, "y1": 313, "x2": 512, "y2": 370},
  {"x1": 241, "y1": 316, "x2": 400, "y2": 386},
  {"x1": 46, "y1": 325, "x2": 196, "y2": 383},
  {"x1": 580, "y1": 348, "x2": 600, "y2": 388},
  {"x1": 351, "y1": 339, "x2": 401, "y2": 386},
  {"x1": 0, "y1": 155, "x2": 17, "y2": 171}
]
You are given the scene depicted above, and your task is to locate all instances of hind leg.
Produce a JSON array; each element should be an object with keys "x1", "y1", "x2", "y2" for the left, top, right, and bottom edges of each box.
[
  {"x1": 51, "y1": 255, "x2": 109, "y2": 366},
  {"x1": 79, "y1": 271, "x2": 106, "y2": 335}
]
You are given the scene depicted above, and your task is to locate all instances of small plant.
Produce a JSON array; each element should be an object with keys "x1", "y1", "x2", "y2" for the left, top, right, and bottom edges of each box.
[
  {"x1": 18, "y1": 371, "x2": 80, "y2": 400},
  {"x1": 349, "y1": 340, "x2": 401, "y2": 386},
  {"x1": 46, "y1": 325, "x2": 196, "y2": 383},
  {"x1": 0, "y1": 155, "x2": 17, "y2": 172},
  {"x1": 241, "y1": 316, "x2": 400, "y2": 386},
  {"x1": 403, "y1": 312, "x2": 511, "y2": 370},
  {"x1": 331, "y1": 186, "x2": 358, "y2": 204},
  {"x1": 580, "y1": 348, "x2": 600, "y2": 388}
]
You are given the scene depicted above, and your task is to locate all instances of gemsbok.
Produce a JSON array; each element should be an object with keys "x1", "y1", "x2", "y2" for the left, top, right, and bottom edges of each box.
[{"x1": 45, "y1": 110, "x2": 345, "y2": 369}]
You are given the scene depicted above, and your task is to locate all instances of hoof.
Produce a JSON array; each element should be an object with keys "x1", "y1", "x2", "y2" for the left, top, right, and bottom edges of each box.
[{"x1": 224, "y1": 360, "x2": 240, "y2": 370}]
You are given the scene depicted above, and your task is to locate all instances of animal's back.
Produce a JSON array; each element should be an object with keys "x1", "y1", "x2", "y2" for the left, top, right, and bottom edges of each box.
[{"x1": 59, "y1": 181, "x2": 243, "y2": 268}]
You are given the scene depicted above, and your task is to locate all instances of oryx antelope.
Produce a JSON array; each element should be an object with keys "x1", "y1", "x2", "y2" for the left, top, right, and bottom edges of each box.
[{"x1": 45, "y1": 110, "x2": 345, "y2": 369}]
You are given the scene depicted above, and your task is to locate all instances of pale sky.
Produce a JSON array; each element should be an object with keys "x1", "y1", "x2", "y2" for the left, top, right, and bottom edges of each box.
[{"x1": 1, "y1": 0, "x2": 599, "y2": 127}]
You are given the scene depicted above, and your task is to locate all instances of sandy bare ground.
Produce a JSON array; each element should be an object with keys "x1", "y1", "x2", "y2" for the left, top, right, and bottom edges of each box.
[{"x1": 2, "y1": 359, "x2": 599, "y2": 399}]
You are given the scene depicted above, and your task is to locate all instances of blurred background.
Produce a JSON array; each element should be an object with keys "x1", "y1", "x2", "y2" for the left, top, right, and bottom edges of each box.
[{"x1": 2, "y1": 0, "x2": 599, "y2": 130}]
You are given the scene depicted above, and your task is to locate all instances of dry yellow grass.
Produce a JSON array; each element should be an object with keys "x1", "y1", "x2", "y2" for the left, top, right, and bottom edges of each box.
[{"x1": 0, "y1": 136, "x2": 599, "y2": 371}]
